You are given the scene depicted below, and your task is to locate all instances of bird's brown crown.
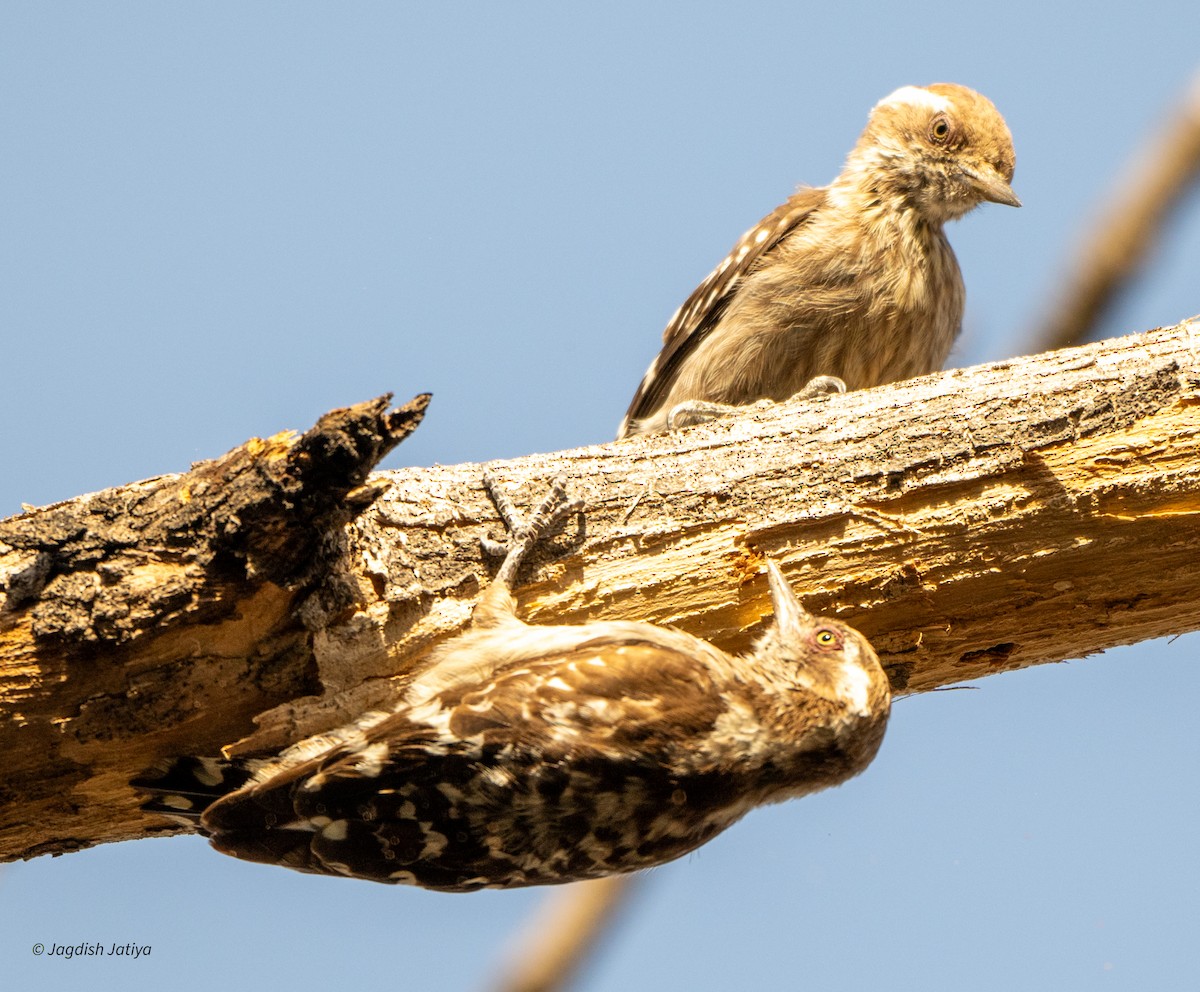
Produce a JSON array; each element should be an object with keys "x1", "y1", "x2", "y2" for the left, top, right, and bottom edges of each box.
[{"x1": 845, "y1": 82, "x2": 1018, "y2": 222}]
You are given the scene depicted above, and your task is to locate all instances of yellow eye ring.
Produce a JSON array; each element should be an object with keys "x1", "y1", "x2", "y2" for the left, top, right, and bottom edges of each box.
[{"x1": 815, "y1": 629, "x2": 840, "y2": 649}]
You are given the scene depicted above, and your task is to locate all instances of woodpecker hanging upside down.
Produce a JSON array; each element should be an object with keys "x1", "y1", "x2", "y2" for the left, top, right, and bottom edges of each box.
[
  {"x1": 137, "y1": 477, "x2": 891, "y2": 891},
  {"x1": 618, "y1": 82, "x2": 1019, "y2": 438}
]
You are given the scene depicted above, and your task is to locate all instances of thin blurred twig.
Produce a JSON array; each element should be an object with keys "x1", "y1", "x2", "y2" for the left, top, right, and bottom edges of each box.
[
  {"x1": 490, "y1": 876, "x2": 639, "y2": 992},
  {"x1": 1030, "y1": 69, "x2": 1200, "y2": 352}
]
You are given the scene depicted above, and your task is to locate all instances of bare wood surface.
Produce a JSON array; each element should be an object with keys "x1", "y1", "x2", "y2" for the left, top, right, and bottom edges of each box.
[
  {"x1": 1029, "y1": 71, "x2": 1200, "y2": 352},
  {"x1": 2, "y1": 319, "x2": 1199, "y2": 865}
]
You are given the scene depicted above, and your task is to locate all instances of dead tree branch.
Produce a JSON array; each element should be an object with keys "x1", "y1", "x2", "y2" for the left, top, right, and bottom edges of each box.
[{"x1": 2, "y1": 319, "x2": 1200, "y2": 866}]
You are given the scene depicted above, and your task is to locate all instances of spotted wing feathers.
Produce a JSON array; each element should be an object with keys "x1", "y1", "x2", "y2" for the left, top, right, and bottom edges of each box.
[
  {"x1": 619, "y1": 188, "x2": 825, "y2": 434},
  {"x1": 195, "y1": 641, "x2": 733, "y2": 889}
]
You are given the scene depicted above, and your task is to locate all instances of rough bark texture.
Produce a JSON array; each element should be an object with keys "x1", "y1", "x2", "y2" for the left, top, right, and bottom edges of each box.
[
  {"x1": 2, "y1": 320, "x2": 1199, "y2": 865},
  {"x1": 0, "y1": 394, "x2": 430, "y2": 861}
]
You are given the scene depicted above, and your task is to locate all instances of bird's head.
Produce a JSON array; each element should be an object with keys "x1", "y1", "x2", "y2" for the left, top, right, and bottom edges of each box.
[
  {"x1": 847, "y1": 83, "x2": 1019, "y2": 223},
  {"x1": 755, "y1": 560, "x2": 890, "y2": 721}
]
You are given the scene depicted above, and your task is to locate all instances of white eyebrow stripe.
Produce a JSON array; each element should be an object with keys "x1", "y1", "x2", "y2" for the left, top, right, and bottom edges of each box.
[{"x1": 876, "y1": 86, "x2": 952, "y2": 113}]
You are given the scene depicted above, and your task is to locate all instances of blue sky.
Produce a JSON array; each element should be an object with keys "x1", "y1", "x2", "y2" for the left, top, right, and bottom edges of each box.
[{"x1": 2, "y1": 4, "x2": 1199, "y2": 990}]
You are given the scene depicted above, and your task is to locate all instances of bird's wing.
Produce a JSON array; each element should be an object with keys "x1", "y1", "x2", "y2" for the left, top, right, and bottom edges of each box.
[
  {"x1": 619, "y1": 187, "x2": 825, "y2": 433},
  {"x1": 430, "y1": 638, "x2": 729, "y2": 753},
  {"x1": 318, "y1": 638, "x2": 728, "y2": 774},
  {"x1": 203, "y1": 640, "x2": 728, "y2": 821},
  {"x1": 201, "y1": 639, "x2": 732, "y2": 885}
]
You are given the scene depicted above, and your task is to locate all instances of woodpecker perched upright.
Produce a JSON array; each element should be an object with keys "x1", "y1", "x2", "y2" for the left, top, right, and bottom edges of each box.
[
  {"x1": 138, "y1": 477, "x2": 890, "y2": 891},
  {"x1": 618, "y1": 83, "x2": 1019, "y2": 438}
]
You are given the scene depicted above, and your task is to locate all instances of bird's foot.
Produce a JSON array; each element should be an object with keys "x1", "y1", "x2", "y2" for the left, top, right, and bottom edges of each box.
[
  {"x1": 666, "y1": 377, "x2": 846, "y2": 431},
  {"x1": 481, "y1": 474, "x2": 584, "y2": 587},
  {"x1": 666, "y1": 399, "x2": 745, "y2": 430},
  {"x1": 790, "y1": 375, "x2": 846, "y2": 401}
]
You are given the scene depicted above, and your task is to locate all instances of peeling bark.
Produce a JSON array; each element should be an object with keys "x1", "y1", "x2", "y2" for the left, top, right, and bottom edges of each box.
[
  {"x1": 2, "y1": 320, "x2": 1199, "y2": 865},
  {"x1": 0, "y1": 394, "x2": 429, "y2": 860}
]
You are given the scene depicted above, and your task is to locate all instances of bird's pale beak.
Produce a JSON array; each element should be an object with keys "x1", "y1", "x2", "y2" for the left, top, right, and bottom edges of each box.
[
  {"x1": 963, "y1": 165, "x2": 1022, "y2": 207},
  {"x1": 765, "y1": 559, "x2": 812, "y2": 638}
]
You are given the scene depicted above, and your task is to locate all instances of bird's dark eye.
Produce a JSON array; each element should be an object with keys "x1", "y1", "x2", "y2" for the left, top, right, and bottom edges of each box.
[
  {"x1": 928, "y1": 114, "x2": 953, "y2": 145},
  {"x1": 814, "y1": 628, "x2": 841, "y2": 650}
]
